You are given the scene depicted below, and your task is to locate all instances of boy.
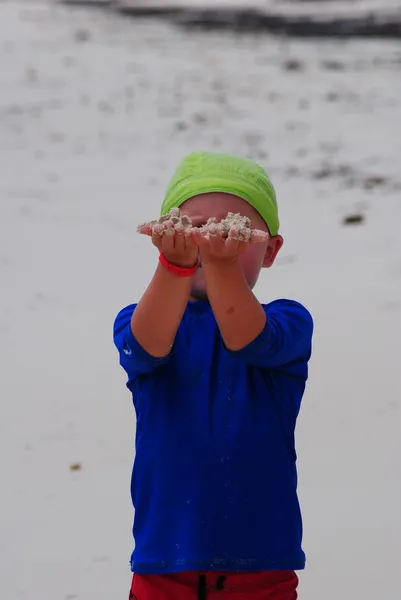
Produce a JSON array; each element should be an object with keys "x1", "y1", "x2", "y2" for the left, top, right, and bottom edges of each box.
[{"x1": 113, "y1": 152, "x2": 313, "y2": 600}]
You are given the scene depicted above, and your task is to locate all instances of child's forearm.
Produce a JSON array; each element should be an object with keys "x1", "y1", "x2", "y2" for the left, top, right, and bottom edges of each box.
[
  {"x1": 202, "y1": 259, "x2": 266, "y2": 351},
  {"x1": 131, "y1": 263, "x2": 192, "y2": 358}
]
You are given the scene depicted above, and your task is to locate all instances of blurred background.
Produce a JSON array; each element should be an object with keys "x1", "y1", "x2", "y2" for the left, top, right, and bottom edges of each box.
[{"x1": 0, "y1": 1, "x2": 400, "y2": 599}]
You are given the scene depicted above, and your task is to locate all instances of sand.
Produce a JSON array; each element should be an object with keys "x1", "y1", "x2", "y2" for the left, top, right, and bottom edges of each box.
[
  {"x1": 0, "y1": 2, "x2": 400, "y2": 599},
  {"x1": 139, "y1": 209, "x2": 268, "y2": 241}
]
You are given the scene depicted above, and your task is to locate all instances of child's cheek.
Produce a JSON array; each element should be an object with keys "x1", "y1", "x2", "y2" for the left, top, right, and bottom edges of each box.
[
  {"x1": 243, "y1": 242, "x2": 265, "y2": 266},
  {"x1": 240, "y1": 245, "x2": 265, "y2": 283}
]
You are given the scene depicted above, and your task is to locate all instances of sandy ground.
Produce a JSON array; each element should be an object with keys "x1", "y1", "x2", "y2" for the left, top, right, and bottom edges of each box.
[{"x1": 0, "y1": 2, "x2": 400, "y2": 599}]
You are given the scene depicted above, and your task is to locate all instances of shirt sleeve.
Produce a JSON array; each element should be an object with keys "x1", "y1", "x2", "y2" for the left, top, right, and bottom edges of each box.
[
  {"x1": 227, "y1": 299, "x2": 313, "y2": 372},
  {"x1": 113, "y1": 304, "x2": 171, "y2": 384}
]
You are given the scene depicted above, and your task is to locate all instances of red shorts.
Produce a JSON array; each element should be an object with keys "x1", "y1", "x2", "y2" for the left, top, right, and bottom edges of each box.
[{"x1": 129, "y1": 570, "x2": 298, "y2": 600}]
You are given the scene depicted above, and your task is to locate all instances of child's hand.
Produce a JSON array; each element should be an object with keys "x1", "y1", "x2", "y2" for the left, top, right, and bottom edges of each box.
[
  {"x1": 138, "y1": 208, "x2": 198, "y2": 268},
  {"x1": 190, "y1": 213, "x2": 268, "y2": 264}
]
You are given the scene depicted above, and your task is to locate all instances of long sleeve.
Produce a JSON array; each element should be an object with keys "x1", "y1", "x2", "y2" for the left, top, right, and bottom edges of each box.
[
  {"x1": 226, "y1": 299, "x2": 313, "y2": 374},
  {"x1": 113, "y1": 304, "x2": 171, "y2": 384}
]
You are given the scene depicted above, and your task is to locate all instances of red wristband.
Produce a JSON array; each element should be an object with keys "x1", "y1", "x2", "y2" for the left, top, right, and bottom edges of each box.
[{"x1": 159, "y1": 252, "x2": 197, "y2": 277}]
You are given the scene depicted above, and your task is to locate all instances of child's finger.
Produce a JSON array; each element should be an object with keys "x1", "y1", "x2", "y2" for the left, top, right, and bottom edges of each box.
[
  {"x1": 237, "y1": 240, "x2": 249, "y2": 255},
  {"x1": 209, "y1": 230, "x2": 225, "y2": 254},
  {"x1": 137, "y1": 222, "x2": 153, "y2": 236},
  {"x1": 152, "y1": 222, "x2": 164, "y2": 236},
  {"x1": 174, "y1": 231, "x2": 186, "y2": 252},
  {"x1": 185, "y1": 231, "x2": 198, "y2": 251},
  {"x1": 161, "y1": 231, "x2": 175, "y2": 254},
  {"x1": 174, "y1": 222, "x2": 184, "y2": 235},
  {"x1": 162, "y1": 219, "x2": 175, "y2": 237},
  {"x1": 151, "y1": 231, "x2": 163, "y2": 250},
  {"x1": 225, "y1": 236, "x2": 242, "y2": 255},
  {"x1": 189, "y1": 227, "x2": 208, "y2": 248}
]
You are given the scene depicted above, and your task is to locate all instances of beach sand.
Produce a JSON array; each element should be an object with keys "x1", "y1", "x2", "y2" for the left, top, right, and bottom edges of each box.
[{"x1": 0, "y1": 2, "x2": 400, "y2": 599}]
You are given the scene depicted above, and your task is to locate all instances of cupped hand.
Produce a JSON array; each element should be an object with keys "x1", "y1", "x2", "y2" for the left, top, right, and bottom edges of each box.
[
  {"x1": 138, "y1": 209, "x2": 198, "y2": 268},
  {"x1": 189, "y1": 213, "x2": 269, "y2": 264}
]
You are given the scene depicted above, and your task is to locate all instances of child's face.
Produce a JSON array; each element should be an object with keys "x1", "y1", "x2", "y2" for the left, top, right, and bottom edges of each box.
[{"x1": 179, "y1": 192, "x2": 283, "y2": 301}]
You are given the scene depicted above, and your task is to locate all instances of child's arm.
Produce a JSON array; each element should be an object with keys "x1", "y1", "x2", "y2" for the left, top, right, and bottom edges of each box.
[
  {"x1": 130, "y1": 263, "x2": 193, "y2": 358},
  {"x1": 201, "y1": 258, "x2": 266, "y2": 352},
  {"x1": 131, "y1": 215, "x2": 198, "y2": 358},
  {"x1": 193, "y1": 229, "x2": 312, "y2": 368}
]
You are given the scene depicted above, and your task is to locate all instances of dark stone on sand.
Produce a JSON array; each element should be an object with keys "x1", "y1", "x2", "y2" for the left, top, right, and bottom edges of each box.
[
  {"x1": 363, "y1": 175, "x2": 387, "y2": 190},
  {"x1": 313, "y1": 163, "x2": 354, "y2": 181},
  {"x1": 342, "y1": 214, "x2": 365, "y2": 226},
  {"x1": 282, "y1": 58, "x2": 304, "y2": 72},
  {"x1": 69, "y1": 462, "x2": 82, "y2": 471}
]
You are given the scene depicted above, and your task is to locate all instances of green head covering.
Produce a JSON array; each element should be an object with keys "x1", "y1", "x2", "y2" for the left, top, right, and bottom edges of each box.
[{"x1": 161, "y1": 151, "x2": 279, "y2": 235}]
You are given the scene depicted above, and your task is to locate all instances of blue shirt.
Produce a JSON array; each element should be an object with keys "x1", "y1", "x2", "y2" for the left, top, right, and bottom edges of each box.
[{"x1": 113, "y1": 299, "x2": 313, "y2": 574}]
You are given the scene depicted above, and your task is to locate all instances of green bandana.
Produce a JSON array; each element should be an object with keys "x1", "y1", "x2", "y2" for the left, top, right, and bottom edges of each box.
[{"x1": 161, "y1": 151, "x2": 279, "y2": 235}]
